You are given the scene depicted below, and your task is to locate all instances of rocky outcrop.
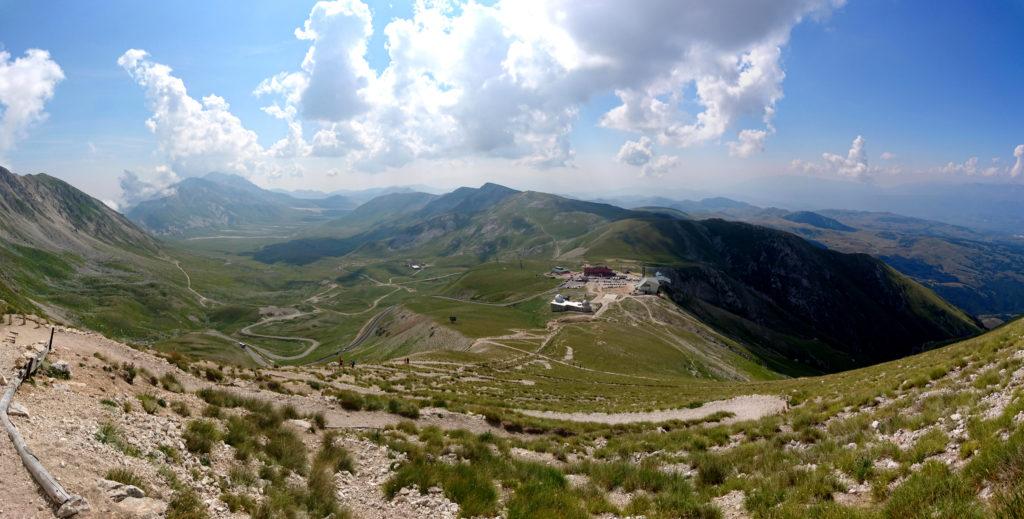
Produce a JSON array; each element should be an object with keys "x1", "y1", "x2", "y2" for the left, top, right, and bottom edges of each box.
[{"x1": 97, "y1": 479, "x2": 145, "y2": 502}]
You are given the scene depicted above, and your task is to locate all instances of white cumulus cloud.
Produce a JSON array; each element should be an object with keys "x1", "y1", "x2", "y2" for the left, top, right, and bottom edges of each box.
[
  {"x1": 0, "y1": 49, "x2": 65, "y2": 153},
  {"x1": 615, "y1": 137, "x2": 654, "y2": 167},
  {"x1": 792, "y1": 135, "x2": 875, "y2": 181},
  {"x1": 615, "y1": 136, "x2": 678, "y2": 177},
  {"x1": 941, "y1": 156, "x2": 983, "y2": 176},
  {"x1": 727, "y1": 129, "x2": 769, "y2": 158},
  {"x1": 256, "y1": 0, "x2": 841, "y2": 172},
  {"x1": 940, "y1": 145, "x2": 1024, "y2": 178},
  {"x1": 826, "y1": 135, "x2": 869, "y2": 179},
  {"x1": 642, "y1": 155, "x2": 680, "y2": 178},
  {"x1": 1012, "y1": 144, "x2": 1024, "y2": 178},
  {"x1": 118, "y1": 166, "x2": 180, "y2": 209},
  {"x1": 118, "y1": 49, "x2": 272, "y2": 179}
]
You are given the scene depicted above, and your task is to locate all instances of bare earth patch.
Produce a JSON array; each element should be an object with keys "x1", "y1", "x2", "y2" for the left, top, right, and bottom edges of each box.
[{"x1": 515, "y1": 394, "x2": 788, "y2": 425}]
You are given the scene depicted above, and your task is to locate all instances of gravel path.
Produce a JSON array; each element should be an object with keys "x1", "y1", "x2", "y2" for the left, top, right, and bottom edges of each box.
[{"x1": 516, "y1": 394, "x2": 788, "y2": 425}]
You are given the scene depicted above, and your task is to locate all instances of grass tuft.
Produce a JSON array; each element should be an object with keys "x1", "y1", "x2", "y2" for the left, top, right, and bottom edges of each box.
[
  {"x1": 105, "y1": 467, "x2": 149, "y2": 494},
  {"x1": 183, "y1": 419, "x2": 220, "y2": 454}
]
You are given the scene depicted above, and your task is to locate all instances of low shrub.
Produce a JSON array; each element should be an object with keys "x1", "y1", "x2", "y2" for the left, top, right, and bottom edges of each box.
[
  {"x1": 204, "y1": 368, "x2": 225, "y2": 383},
  {"x1": 121, "y1": 363, "x2": 138, "y2": 385},
  {"x1": 166, "y1": 487, "x2": 209, "y2": 519},
  {"x1": 693, "y1": 453, "x2": 729, "y2": 487},
  {"x1": 202, "y1": 405, "x2": 222, "y2": 418},
  {"x1": 316, "y1": 433, "x2": 355, "y2": 474},
  {"x1": 264, "y1": 427, "x2": 307, "y2": 474},
  {"x1": 904, "y1": 428, "x2": 949, "y2": 464},
  {"x1": 184, "y1": 419, "x2": 220, "y2": 454},
  {"x1": 228, "y1": 465, "x2": 259, "y2": 487},
  {"x1": 94, "y1": 421, "x2": 141, "y2": 457},
  {"x1": 335, "y1": 390, "x2": 364, "y2": 411},
  {"x1": 158, "y1": 444, "x2": 183, "y2": 464},
  {"x1": 310, "y1": 412, "x2": 326, "y2": 431},
  {"x1": 387, "y1": 398, "x2": 420, "y2": 419},
  {"x1": 160, "y1": 373, "x2": 184, "y2": 393},
  {"x1": 506, "y1": 463, "x2": 585, "y2": 519},
  {"x1": 171, "y1": 401, "x2": 191, "y2": 417},
  {"x1": 138, "y1": 393, "x2": 160, "y2": 415}
]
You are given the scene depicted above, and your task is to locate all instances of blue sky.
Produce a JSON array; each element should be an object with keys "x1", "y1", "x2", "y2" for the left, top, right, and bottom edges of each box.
[
  {"x1": 772, "y1": 1, "x2": 1024, "y2": 166},
  {"x1": 0, "y1": 0, "x2": 1022, "y2": 204}
]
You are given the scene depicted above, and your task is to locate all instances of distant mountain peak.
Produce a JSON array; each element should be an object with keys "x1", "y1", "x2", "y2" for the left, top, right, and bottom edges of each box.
[
  {"x1": 698, "y1": 197, "x2": 754, "y2": 209},
  {"x1": 478, "y1": 182, "x2": 518, "y2": 193},
  {"x1": 203, "y1": 172, "x2": 263, "y2": 191},
  {"x1": 127, "y1": 173, "x2": 356, "y2": 235}
]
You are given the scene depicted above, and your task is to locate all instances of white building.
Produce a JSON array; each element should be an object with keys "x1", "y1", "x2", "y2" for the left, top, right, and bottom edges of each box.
[
  {"x1": 635, "y1": 277, "x2": 661, "y2": 295},
  {"x1": 550, "y1": 294, "x2": 592, "y2": 313}
]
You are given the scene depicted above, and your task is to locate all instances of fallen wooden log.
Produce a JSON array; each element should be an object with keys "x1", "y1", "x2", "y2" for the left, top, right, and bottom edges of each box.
[{"x1": 0, "y1": 327, "x2": 88, "y2": 517}]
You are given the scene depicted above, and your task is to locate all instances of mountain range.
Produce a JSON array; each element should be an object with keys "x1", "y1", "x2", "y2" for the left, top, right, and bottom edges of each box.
[
  {"x1": 0, "y1": 166, "x2": 202, "y2": 337},
  {"x1": 0, "y1": 166, "x2": 1003, "y2": 376},
  {"x1": 249, "y1": 181, "x2": 982, "y2": 373},
  {"x1": 126, "y1": 173, "x2": 358, "y2": 235},
  {"x1": 635, "y1": 196, "x2": 1024, "y2": 323},
  {"x1": 717, "y1": 175, "x2": 1024, "y2": 235}
]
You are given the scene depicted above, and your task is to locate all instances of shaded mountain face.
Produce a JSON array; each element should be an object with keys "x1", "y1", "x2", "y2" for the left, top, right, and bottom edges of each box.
[
  {"x1": 127, "y1": 173, "x2": 357, "y2": 235},
  {"x1": 669, "y1": 200, "x2": 1024, "y2": 321},
  {"x1": 0, "y1": 166, "x2": 157, "y2": 254},
  {"x1": 782, "y1": 211, "x2": 856, "y2": 232},
  {"x1": 578, "y1": 217, "x2": 982, "y2": 374}
]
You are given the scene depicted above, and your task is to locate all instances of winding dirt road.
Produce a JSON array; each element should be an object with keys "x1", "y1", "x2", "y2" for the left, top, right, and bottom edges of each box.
[
  {"x1": 170, "y1": 259, "x2": 220, "y2": 307},
  {"x1": 239, "y1": 310, "x2": 322, "y2": 362}
]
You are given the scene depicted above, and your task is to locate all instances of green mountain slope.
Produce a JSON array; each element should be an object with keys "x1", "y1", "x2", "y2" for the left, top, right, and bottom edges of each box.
[
  {"x1": 577, "y1": 216, "x2": 982, "y2": 373},
  {"x1": 313, "y1": 191, "x2": 439, "y2": 237},
  {"x1": 253, "y1": 183, "x2": 641, "y2": 264},
  {"x1": 248, "y1": 183, "x2": 981, "y2": 375},
  {"x1": 0, "y1": 165, "x2": 204, "y2": 338}
]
